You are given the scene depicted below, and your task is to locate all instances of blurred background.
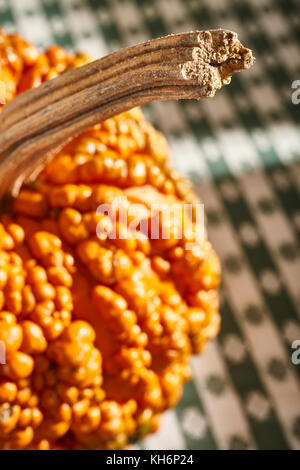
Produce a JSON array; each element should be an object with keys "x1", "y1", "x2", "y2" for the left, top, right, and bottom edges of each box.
[{"x1": 1, "y1": 0, "x2": 300, "y2": 450}]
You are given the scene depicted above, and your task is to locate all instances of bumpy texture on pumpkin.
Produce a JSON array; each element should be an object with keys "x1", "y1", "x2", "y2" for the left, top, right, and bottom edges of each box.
[{"x1": 0, "y1": 31, "x2": 221, "y2": 450}]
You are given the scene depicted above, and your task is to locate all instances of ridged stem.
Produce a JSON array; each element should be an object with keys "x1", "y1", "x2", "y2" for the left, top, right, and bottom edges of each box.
[{"x1": 0, "y1": 30, "x2": 253, "y2": 196}]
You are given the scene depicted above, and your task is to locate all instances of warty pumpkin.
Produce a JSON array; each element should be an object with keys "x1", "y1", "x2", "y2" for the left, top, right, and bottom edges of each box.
[{"x1": 0, "y1": 29, "x2": 252, "y2": 449}]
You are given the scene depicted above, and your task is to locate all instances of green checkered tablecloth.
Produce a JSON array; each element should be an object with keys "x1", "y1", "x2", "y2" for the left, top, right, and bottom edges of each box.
[{"x1": 1, "y1": 0, "x2": 300, "y2": 450}]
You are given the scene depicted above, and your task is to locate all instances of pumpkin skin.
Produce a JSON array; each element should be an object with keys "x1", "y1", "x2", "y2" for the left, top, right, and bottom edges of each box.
[{"x1": 0, "y1": 31, "x2": 221, "y2": 450}]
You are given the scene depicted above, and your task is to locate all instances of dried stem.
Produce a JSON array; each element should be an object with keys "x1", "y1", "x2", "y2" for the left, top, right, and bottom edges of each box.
[{"x1": 0, "y1": 30, "x2": 253, "y2": 196}]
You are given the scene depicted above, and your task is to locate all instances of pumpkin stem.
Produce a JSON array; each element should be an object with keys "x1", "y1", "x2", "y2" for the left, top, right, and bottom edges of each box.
[{"x1": 0, "y1": 30, "x2": 253, "y2": 197}]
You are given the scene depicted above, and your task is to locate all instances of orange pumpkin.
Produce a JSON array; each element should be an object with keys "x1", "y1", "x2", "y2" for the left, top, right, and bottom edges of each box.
[{"x1": 0, "y1": 30, "x2": 220, "y2": 450}]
